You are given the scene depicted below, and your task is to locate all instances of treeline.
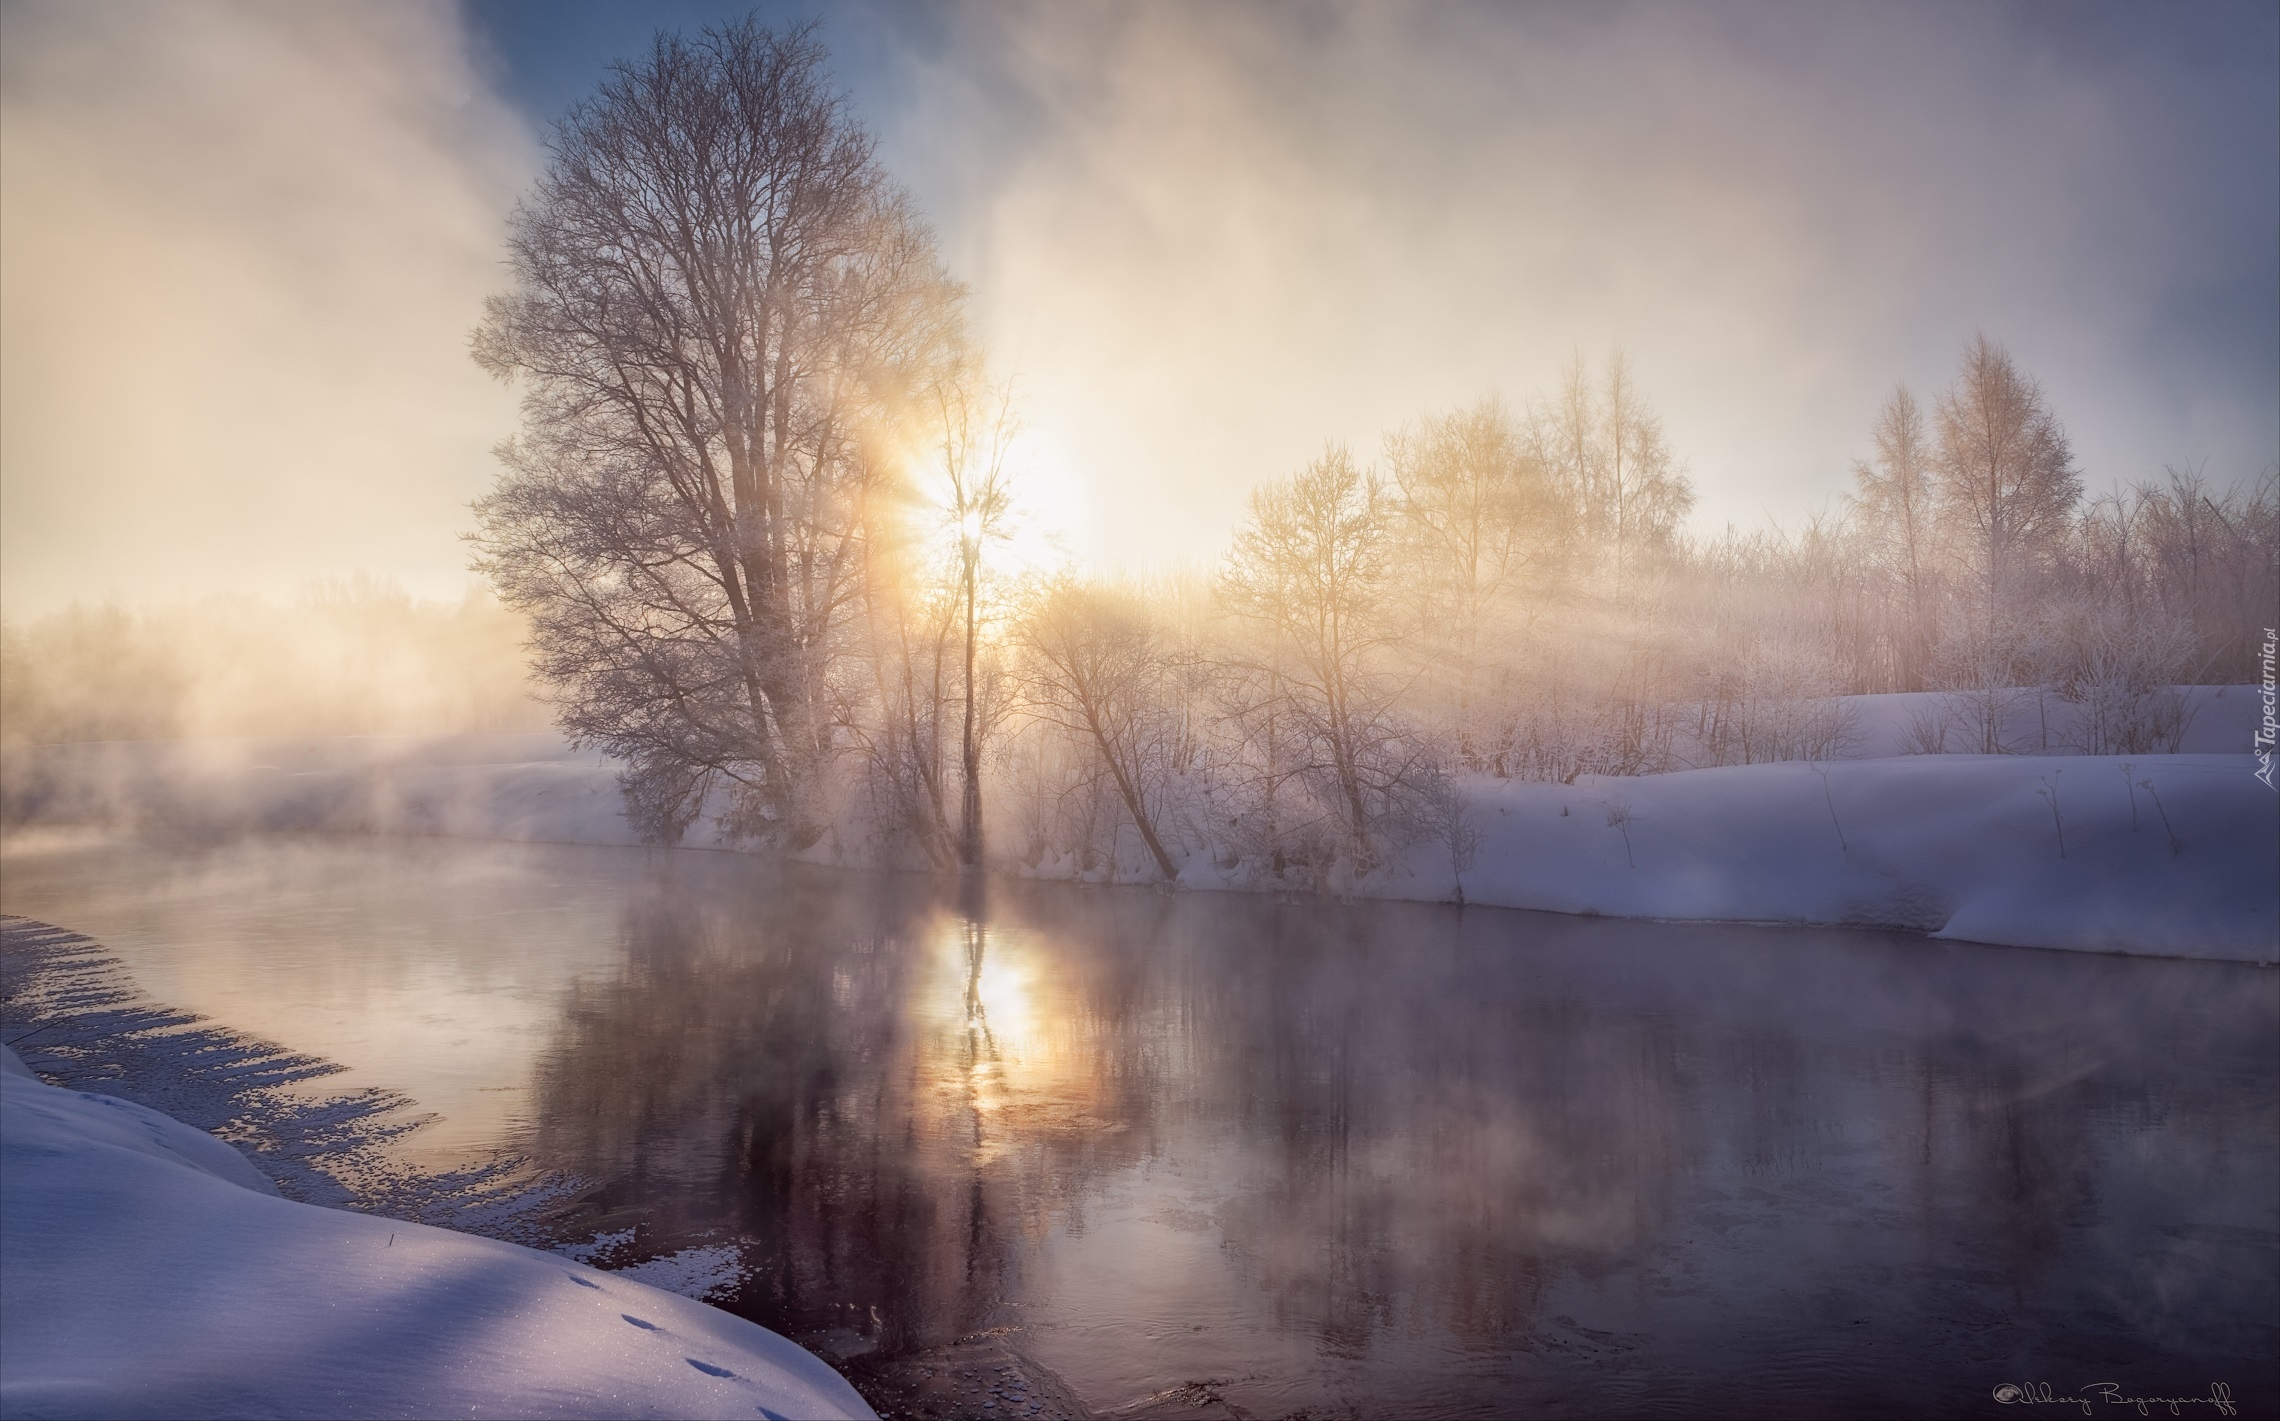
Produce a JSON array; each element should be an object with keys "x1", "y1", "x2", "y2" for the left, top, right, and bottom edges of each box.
[
  {"x1": 880, "y1": 341, "x2": 2277, "y2": 887},
  {"x1": 0, "y1": 579, "x2": 548, "y2": 746}
]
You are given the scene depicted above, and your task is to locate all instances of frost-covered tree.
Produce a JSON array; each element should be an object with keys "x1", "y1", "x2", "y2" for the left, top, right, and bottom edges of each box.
[
  {"x1": 470, "y1": 20, "x2": 963, "y2": 848},
  {"x1": 1849, "y1": 384, "x2": 1942, "y2": 688},
  {"x1": 1933, "y1": 336, "x2": 2081, "y2": 648},
  {"x1": 1016, "y1": 579, "x2": 1185, "y2": 881},
  {"x1": 1219, "y1": 448, "x2": 1420, "y2": 873},
  {"x1": 1387, "y1": 399, "x2": 1557, "y2": 767},
  {"x1": 931, "y1": 376, "x2": 1017, "y2": 869},
  {"x1": 1597, "y1": 352, "x2": 1693, "y2": 597},
  {"x1": 1530, "y1": 350, "x2": 1692, "y2": 588}
]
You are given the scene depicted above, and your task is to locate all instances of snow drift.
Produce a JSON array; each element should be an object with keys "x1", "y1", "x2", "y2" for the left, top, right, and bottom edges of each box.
[
  {"x1": 1380, "y1": 754, "x2": 2275, "y2": 963},
  {"x1": 0, "y1": 1044, "x2": 875, "y2": 1421}
]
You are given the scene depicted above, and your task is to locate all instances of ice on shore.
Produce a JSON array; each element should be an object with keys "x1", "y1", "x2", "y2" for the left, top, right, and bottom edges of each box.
[{"x1": 0, "y1": 1044, "x2": 875, "y2": 1421}]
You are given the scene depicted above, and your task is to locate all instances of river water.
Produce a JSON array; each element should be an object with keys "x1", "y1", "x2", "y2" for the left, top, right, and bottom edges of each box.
[{"x1": 2, "y1": 829, "x2": 2272, "y2": 1419}]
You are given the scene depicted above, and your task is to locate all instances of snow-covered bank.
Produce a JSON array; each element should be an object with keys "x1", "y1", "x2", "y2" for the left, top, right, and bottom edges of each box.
[
  {"x1": 0, "y1": 1044, "x2": 874, "y2": 1421},
  {"x1": 3, "y1": 693, "x2": 2273, "y2": 963},
  {"x1": 1362, "y1": 754, "x2": 2275, "y2": 963}
]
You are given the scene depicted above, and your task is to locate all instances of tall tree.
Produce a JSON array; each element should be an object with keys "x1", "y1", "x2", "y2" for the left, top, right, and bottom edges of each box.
[
  {"x1": 1528, "y1": 350, "x2": 1691, "y2": 597},
  {"x1": 1850, "y1": 384, "x2": 1941, "y2": 687},
  {"x1": 1597, "y1": 352, "x2": 1692, "y2": 598},
  {"x1": 1387, "y1": 398, "x2": 1554, "y2": 766},
  {"x1": 1016, "y1": 579, "x2": 1183, "y2": 881},
  {"x1": 1536, "y1": 352, "x2": 1602, "y2": 546},
  {"x1": 933, "y1": 377, "x2": 1016, "y2": 869},
  {"x1": 1220, "y1": 448, "x2": 1408, "y2": 871},
  {"x1": 471, "y1": 20, "x2": 962, "y2": 848},
  {"x1": 1933, "y1": 335, "x2": 2081, "y2": 647}
]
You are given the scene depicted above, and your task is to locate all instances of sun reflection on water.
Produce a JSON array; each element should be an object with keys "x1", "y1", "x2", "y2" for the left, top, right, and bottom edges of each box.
[{"x1": 920, "y1": 913, "x2": 1111, "y2": 1156}]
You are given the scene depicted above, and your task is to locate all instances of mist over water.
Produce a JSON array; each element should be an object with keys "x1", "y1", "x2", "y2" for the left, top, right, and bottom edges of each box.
[{"x1": 5, "y1": 833, "x2": 2271, "y2": 1418}]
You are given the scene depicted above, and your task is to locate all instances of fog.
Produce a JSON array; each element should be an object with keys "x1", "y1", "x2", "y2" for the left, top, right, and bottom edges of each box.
[
  {"x1": 2, "y1": 1, "x2": 2273, "y2": 765},
  {"x1": 0, "y1": 578, "x2": 546, "y2": 745},
  {"x1": 871, "y1": 2, "x2": 2279, "y2": 568},
  {"x1": 6, "y1": 2, "x2": 2275, "y2": 616},
  {"x1": 0, "y1": 0, "x2": 532, "y2": 616}
]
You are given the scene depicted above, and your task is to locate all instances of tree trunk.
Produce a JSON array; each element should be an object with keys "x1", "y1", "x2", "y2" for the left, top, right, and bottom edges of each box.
[
  {"x1": 959, "y1": 546, "x2": 982, "y2": 870},
  {"x1": 1085, "y1": 706, "x2": 1179, "y2": 882}
]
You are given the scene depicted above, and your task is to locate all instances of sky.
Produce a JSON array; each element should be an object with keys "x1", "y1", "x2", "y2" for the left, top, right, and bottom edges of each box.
[{"x1": 2, "y1": 0, "x2": 2274, "y2": 613}]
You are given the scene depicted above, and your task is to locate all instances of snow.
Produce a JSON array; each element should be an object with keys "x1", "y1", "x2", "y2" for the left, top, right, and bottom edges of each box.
[
  {"x1": 0, "y1": 1044, "x2": 876, "y2": 1421},
  {"x1": 3, "y1": 689, "x2": 2271, "y2": 963},
  {"x1": 1399, "y1": 754, "x2": 2276, "y2": 963},
  {"x1": 610, "y1": 1246, "x2": 752, "y2": 1302}
]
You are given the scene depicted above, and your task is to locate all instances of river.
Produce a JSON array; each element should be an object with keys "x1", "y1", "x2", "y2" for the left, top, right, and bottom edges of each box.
[{"x1": 2, "y1": 829, "x2": 2271, "y2": 1419}]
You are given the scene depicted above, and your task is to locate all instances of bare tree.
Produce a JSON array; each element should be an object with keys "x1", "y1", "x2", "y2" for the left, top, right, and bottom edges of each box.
[
  {"x1": 1016, "y1": 579, "x2": 1183, "y2": 881},
  {"x1": 1849, "y1": 384, "x2": 1941, "y2": 687},
  {"x1": 1524, "y1": 351, "x2": 1691, "y2": 597},
  {"x1": 1219, "y1": 447, "x2": 1419, "y2": 873},
  {"x1": 1387, "y1": 398, "x2": 1556, "y2": 767},
  {"x1": 1598, "y1": 352, "x2": 1692, "y2": 599},
  {"x1": 470, "y1": 19, "x2": 962, "y2": 848},
  {"x1": 1934, "y1": 336, "x2": 2081, "y2": 648},
  {"x1": 934, "y1": 377, "x2": 1017, "y2": 869},
  {"x1": 1535, "y1": 351, "x2": 1603, "y2": 547},
  {"x1": 855, "y1": 507, "x2": 960, "y2": 868},
  {"x1": 2131, "y1": 464, "x2": 2280, "y2": 679}
]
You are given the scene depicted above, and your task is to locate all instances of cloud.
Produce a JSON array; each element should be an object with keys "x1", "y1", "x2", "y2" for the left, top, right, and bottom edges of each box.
[
  {"x1": 865, "y1": 1, "x2": 2278, "y2": 568},
  {"x1": 0, "y1": 0, "x2": 535, "y2": 614}
]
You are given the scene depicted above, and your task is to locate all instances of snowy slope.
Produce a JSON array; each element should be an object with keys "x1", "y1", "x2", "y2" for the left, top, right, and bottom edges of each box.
[
  {"x1": 0, "y1": 1046, "x2": 875, "y2": 1421},
  {"x1": 1379, "y1": 754, "x2": 2275, "y2": 963}
]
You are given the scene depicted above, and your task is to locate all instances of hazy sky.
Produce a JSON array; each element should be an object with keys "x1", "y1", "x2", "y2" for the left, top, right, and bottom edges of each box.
[{"x1": 4, "y1": 0, "x2": 2273, "y2": 611}]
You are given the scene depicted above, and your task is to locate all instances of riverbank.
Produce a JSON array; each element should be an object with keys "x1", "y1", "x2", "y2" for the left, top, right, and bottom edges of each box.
[
  {"x1": 0, "y1": 1039, "x2": 876, "y2": 1420},
  {"x1": 3, "y1": 686, "x2": 2271, "y2": 963},
  {"x1": 1367, "y1": 753, "x2": 2276, "y2": 962}
]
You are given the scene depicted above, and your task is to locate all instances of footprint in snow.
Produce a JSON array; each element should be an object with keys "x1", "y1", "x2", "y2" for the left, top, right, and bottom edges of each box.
[
  {"x1": 687, "y1": 1358, "x2": 737, "y2": 1379},
  {"x1": 622, "y1": 1315, "x2": 660, "y2": 1331},
  {"x1": 566, "y1": 1273, "x2": 601, "y2": 1290}
]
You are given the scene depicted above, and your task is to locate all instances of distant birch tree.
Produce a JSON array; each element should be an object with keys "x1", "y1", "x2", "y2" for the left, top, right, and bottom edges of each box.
[
  {"x1": 1933, "y1": 336, "x2": 2081, "y2": 647},
  {"x1": 1529, "y1": 350, "x2": 1691, "y2": 595},
  {"x1": 1387, "y1": 399, "x2": 1556, "y2": 768},
  {"x1": 1597, "y1": 352, "x2": 1692, "y2": 598},
  {"x1": 1219, "y1": 448, "x2": 1420, "y2": 873},
  {"x1": 1849, "y1": 384, "x2": 1941, "y2": 687}
]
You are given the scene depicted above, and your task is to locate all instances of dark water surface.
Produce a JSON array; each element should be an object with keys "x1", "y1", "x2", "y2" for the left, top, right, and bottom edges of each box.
[{"x1": 3, "y1": 830, "x2": 2273, "y2": 1419}]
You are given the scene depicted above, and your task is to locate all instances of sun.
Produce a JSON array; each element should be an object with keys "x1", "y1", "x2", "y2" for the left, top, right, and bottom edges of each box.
[{"x1": 994, "y1": 422, "x2": 1088, "y2": 576}]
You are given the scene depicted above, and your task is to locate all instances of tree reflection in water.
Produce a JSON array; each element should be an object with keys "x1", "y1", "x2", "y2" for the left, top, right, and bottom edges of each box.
[{"x1": 519, "y1": 865, "x2": 2276, "y2": 1417}]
